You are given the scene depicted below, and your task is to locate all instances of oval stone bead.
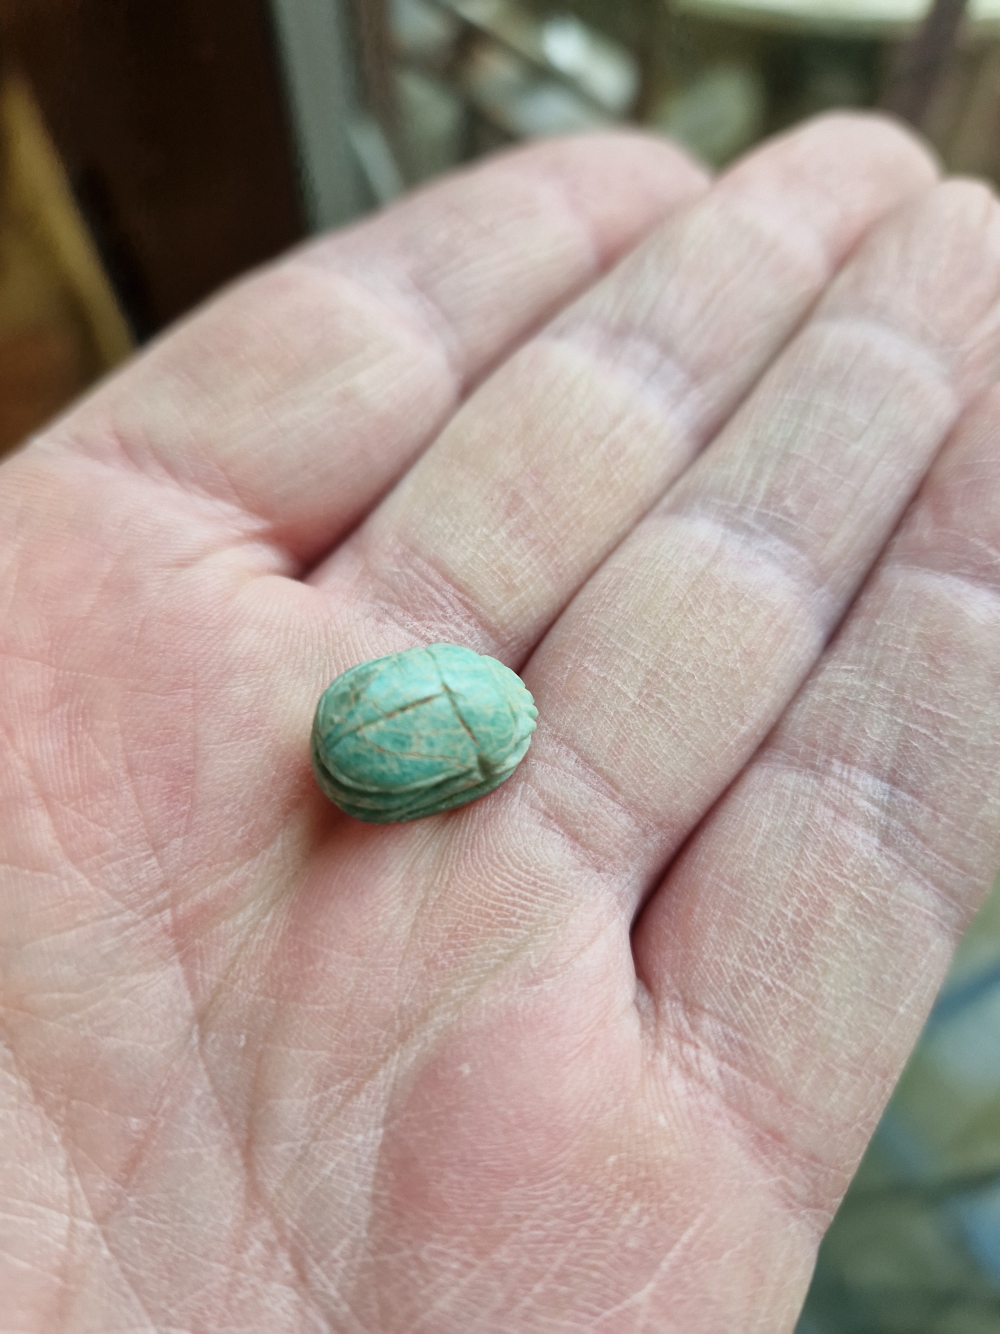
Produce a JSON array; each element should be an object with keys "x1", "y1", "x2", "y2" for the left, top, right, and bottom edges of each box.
[{"x1": 310, "y1": 642, "x2": 537, "y2": 823}]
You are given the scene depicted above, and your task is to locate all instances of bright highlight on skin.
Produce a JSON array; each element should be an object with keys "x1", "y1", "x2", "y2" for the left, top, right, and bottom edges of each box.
[{"x1": 311, "y1": 643, "x2": 538, "y2": 822}]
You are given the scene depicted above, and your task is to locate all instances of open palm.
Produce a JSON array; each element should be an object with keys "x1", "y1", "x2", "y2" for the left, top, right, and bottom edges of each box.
[{"x1": 3, "y1": 114, "x2": 1000, "y2": 1333}]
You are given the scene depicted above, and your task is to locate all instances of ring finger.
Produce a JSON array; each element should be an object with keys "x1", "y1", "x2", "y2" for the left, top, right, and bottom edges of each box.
[{"x1": 520, "y1": 175, "x2": 1000, "y2": 910}]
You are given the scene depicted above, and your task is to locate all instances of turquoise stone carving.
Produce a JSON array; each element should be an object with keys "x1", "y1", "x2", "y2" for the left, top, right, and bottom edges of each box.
[{"x1": 311, "y1": 642, "x2": 537, "y2": 823}]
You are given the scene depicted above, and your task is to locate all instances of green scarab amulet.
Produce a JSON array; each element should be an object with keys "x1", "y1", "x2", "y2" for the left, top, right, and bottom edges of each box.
[{"x1": 311, "y1": 642, "x2": 537, "y2": 823}]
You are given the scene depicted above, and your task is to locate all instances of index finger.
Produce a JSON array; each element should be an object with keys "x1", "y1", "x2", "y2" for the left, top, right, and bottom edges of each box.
[{"x1": 43, "y1": 133, "x2": 708, "y2": 562}]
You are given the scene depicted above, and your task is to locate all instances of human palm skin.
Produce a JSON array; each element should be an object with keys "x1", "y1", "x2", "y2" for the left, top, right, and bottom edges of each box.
[{"x1": 3, "y1": 113, "x2": 1000, "y2": 1332}]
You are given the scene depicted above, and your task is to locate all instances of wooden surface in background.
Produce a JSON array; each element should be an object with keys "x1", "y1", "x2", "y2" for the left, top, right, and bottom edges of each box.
[
  {"x1": 0, "y1": 74, "x2": 132, "y2": 453},
  {"x1": 0, "y1": 0, "x2": 306, "y2": 336}
]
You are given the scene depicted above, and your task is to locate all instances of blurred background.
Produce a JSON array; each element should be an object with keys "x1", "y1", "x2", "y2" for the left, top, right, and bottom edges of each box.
[{"x1": 0, "y1": 1, "x2": 997, "y2": 1328}]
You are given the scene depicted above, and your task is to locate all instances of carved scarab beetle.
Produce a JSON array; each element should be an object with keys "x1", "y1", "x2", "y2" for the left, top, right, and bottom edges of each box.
[{"x1": 311, "y1": 642, "x2": 537, "y2": 823}]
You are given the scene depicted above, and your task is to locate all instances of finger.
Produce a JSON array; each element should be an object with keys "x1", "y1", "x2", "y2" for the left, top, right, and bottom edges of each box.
[
  {"x1": 633, "y1": 391, "x2": 1000, "y2": 1217},
  {"x1": 48, "y1": 133, "x2": 708, "y2": 562},
  {"x1": 514, "y1": 177, "x2": 1000, "y2": 900},
  {"x1": 313, "y1": 114, "x2": 938, "y2": 666}
]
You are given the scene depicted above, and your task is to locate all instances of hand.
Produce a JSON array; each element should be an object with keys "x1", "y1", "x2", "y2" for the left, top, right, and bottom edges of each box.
[{"x1": 3, "y1": 113, "x2": 998, "y2": 1333}]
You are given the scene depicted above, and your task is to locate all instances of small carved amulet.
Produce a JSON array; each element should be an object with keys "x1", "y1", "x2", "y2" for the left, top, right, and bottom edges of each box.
[{"x1": 311, "y1": 642, "x2": 537, "y2": 823}]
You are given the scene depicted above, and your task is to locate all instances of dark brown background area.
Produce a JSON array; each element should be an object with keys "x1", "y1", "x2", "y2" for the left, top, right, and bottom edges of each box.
[{"x1": 0, "y1": 0, "x2": 306, "y2": 338}]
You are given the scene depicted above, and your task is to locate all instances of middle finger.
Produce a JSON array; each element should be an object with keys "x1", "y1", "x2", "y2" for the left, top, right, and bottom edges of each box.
[{"x1": 311, "y1": 116, "x2": 935, "y2": 667}]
